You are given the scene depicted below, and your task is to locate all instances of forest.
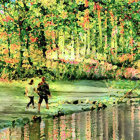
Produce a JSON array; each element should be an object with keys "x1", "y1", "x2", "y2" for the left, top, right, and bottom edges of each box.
[{"x1": 0, "y1": 0, "x2": 139, "y2": 80}]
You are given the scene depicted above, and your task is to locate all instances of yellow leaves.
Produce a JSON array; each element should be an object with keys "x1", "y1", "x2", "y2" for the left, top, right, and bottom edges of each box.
[
  {"x1": 134, "y1": 60, "x2": 140, "y2": 69},
  {"x1": 96, "y1": 53, "x2": 106, "y2": 61},
  {"x1": 76, "y1": 0, "x2": 84, "y2": 4},
  {"x1": 60, "y1": 10, "x2": 68, "y2": 19},
  {"x1": 23, "y1": 52, "x2": 29, "y2": 57},
  {"x1": 18, "y1": 1, "x2": 24, "y2": 7},
  {"x1": 33, "y1": 8, "x2": 41, "y2": 17},
  {"x1": 112, "y1": 65, "x2": 117, "y2": 70},
  {"x1": 39, "y1": 0, "x2": 56, "y2": 7},
  {"x1": 22, "y1": 59, "x2": 28, "y2": 64},
  {"x1": 100, "y1": 61, "x2": 104, "y2": 65},
  {"x1": 22, "y1": 64, "x2": 32, "y2": 69},
  {"x1": 2, "y1": 48, "x2": 9, "y2": 55}
]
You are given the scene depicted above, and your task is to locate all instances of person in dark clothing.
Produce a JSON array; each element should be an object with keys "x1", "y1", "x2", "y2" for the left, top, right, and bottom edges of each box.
[{"x1": 37, "y1": 77, "x2": 51, "y2": 112}]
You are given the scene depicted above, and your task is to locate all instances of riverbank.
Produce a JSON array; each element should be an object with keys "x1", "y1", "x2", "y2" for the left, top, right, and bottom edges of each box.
[{"x1": 0, "y1": 79, "x2": 139, "y2": 129}]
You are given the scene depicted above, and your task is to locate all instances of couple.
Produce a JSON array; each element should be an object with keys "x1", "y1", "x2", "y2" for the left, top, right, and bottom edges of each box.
[{"x1": 25, "y1": 77, "x2": 51, "y2": 113}]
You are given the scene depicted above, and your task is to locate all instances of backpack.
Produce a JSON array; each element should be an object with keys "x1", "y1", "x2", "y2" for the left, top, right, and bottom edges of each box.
[{"x1": 38, "y1": 82, "x2": 50, "y2": 96}]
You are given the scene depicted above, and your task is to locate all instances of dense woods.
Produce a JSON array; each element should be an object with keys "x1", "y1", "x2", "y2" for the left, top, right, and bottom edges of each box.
[{"x1": 0, "y1": 0, "x2": 139, "y2": 80}]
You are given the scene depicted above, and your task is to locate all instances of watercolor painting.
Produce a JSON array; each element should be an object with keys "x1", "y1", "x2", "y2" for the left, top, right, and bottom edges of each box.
[{"x1": 0, "y1": 0, "x2": 139, "y2": 140}]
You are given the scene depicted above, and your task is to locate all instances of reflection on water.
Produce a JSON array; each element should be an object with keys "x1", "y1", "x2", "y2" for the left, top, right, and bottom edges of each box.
[{"x1": 0, "y1": 104, "x2": 139, "y2": 140}]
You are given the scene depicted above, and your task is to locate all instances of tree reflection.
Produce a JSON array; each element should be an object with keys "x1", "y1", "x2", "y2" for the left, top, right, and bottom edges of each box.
[{"x1": 0, "y1": 105, "x2": 139, "y2": 140}]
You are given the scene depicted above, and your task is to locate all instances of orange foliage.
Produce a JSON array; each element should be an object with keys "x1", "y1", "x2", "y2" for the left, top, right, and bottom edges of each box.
[
  {"x1": 11, "y1": 44, "x2": 19, "y2": 50},
  {"x1": 83, "y1": 9, "x2": 90, "y2": 30},
  {"x1": 84, "y1": 9, "x2": 89, "y2": 23},
  {"x1": 128, "y1": 0, "x2": 138, "y2": 4},
  {"x1": 4, "y1": 58, "x2": 19, "y2": 64},
  {"x1": 44, "y1": 21, "x2": 55, "y2": 27},
  {"x1": 109, "y1": 10, "x2": 114, "y2": 18},
  {"x1": 30, "y1": 37, "x2": 38, "y2": 43},
  {"x1": 2, "y1": 16, "x2": 14, "y2": 22},
  {"x1": 85, "y1": 0, "x2": 88, "y2": 7},
  {"x1": 124, "y1": 67, "x2": 139, "y2": 79},
  {"x1": 116, "y1": 69, "x2": 122, "y2": 78},
  {"x1": 120, "y1": 22, "x2": 124, "y2": 34},
  {"x1": 0, "y1": 32, "x2": 7, "y2": 37},
  {"x1": 119, "y1": 53, "x2": 135, "y2": 63},
  {"x1": 93, "y1": 3, "x2": 97, "y2": 12},
  {"x1": 3, "y1": 49, "x2": 9, "y2": 54},
  {"x1": 129, "y1": 38, "x2": 134, "y2": 46},
  {"x1": 96, "y1": 4, "x2": 102, "y2": 11}
]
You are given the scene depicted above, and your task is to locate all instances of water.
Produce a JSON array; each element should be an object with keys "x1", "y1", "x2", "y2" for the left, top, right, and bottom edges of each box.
[{"x1": 0, "y1": 104, "x2": 139, "y2": 140}]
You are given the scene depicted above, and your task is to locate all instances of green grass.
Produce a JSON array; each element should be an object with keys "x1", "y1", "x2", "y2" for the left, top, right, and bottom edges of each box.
[{"x1": 106, "y1": 79, "x2": 140, "y2": 89}]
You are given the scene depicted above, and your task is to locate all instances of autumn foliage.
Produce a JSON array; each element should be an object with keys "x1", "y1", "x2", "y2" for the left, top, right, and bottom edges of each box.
[{"x1": 0, "y1": 0, "x2": 139, "y2": 80}]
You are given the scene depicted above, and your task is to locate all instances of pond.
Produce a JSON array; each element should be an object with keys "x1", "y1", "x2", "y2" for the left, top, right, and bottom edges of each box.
[{"x1": 0, "y1": 103, "x2": 139, "y2": 140}]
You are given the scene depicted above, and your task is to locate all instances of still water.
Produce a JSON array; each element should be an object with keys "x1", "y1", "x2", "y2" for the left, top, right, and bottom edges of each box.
[{"x1": 0, "y1": 104, "x2": 139, "y2": 140}]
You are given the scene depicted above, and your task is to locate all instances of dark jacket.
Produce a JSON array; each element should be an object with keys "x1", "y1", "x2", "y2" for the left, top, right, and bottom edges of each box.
[{"x1": 37, "y1": 82, "x2": 51, "y2": 96}]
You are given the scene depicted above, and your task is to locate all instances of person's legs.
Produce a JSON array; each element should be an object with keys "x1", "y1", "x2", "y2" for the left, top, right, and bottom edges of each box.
[
  {"x1": 44, "y1": 96, "x2": 49, "y2": 109},
  {"x1": 46, "y1": 104, "x2": 49, "y2": 109},
  {"x1": 31, "y1": 96, "x2": 35, "y2": 108},
  {"x1": 38, "y1": 103, "x2": 41, "y2": 112},
  {"x1": 38, "y1": 96, "x2": 43, "y2": 112},
  {"x1": 27, "y1": 97, "x2": 32, "y2": 108}
]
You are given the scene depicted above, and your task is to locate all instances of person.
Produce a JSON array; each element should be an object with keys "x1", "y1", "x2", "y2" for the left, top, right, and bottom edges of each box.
[
  {"x1": 37, "y1": 77, "x2": 51, "y2": 113},
  {"x1": 25, "y1": 79, "x2": 36, "y2": 109}
]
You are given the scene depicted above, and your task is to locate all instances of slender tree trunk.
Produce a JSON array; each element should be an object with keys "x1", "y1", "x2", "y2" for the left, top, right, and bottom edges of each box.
[
  {"x1": 91, "y1": 20, "x2": 96, "y2": 58},
  {"x1": 119, "y1": 18, "x2": 124, "y2": 53},
  {"x1": 26, "y1": 31, "x2": 33, "y2": 66},
  {"x1": 7, "y1": 32, "x2": 11, "y2": 58},
  {"x1": 62, "y1": 31, "x2": 65, "y2": 58},
  {"x1": 104, "y1": 10, "x2": 108, "y2": 53},
  {"x1": 114, "y1": 17, "x2": 118, "y2": 57},
  {"x1": 71, "y1": 32, "x2": 75, "y2": 60},
  {"x1": 83, "y1": 33, "x2": 87, "y2": 59},
  {"x1": 76, "y1": 32, "x2": 80, "y2": 60},
  {"x1": 58, "y1": 29, "x2": 65, "y2": 59},
  {"x1": 3, "y1": 3, "x2": 11, "y2": 58},
  {"x1": 110, "y1": 10, "x2": 115, "y2": 52},
  {"x1": 86, "y1": 28, "x2": 90, "y2": 55},
  {"x1": 19, "y1": 27, "x2": 24, "y2": 67},
  {"x1": 130, "y1": 22, "x2": 134, "y2": 61},
  {"x1": 97, "y1": 5, "x2": 102, "y2": 52}
]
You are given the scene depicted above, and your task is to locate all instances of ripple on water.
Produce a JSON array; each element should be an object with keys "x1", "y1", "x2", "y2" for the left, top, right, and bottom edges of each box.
[{"x1": 0, "y1": 104, "x2": 140, "y2": 140}]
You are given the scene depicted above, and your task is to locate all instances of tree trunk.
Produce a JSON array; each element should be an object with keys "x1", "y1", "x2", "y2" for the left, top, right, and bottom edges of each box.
[
  {"x1": 119, "y1": 18, "x2": 125, "y2": 53},
  {"x1": 91, "y1": 20, "x2": 96, "y2": 58},
  {"x1": 110, "y1": 10, "x2": 115, "y2": 53},
  {"x1": 104, "y1": 10, "x2": 108, "y2": 53},
  {"x1": 19, "y1": 28, "x2": 24, "y2": 67},
  {"x1": 97, "y1": 7, "x2": 102, "y2": 52},
  {"x1": 86, "y1": 29, "x2": 90, "y2": 55},
  {"x1": 58, "y1": 29, "x2": 65, "y2": 59},
  {"x1": 76, "y1": 32, "x2": 80, "y2": 60},
  {"x1": 83, "y1": 33, "x2": 87, "y2": 59},
  {"x1": 26, "y1": 31, "x2": 33, "y2": 66},
  {"x1": 71, "y1": 32, "x2": 75, "y2": 60},
  {"x1": 130, "y1": 22, "x2": 134, "y2": 61},
  {"x1": 114, "y1": 17, "x2": 118, "y2": 57}
]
